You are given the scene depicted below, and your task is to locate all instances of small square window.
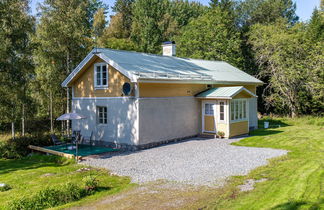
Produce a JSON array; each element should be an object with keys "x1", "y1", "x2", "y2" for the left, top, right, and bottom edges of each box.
[{"x1": 205, "y1": 104, "x2": 214, "y2": 115}]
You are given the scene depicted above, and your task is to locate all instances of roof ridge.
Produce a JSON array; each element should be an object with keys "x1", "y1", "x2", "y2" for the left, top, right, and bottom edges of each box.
[
  {"x1": 96, "y1": 47, "x2": 179, "y2": 59},
  {"x1": 96, "y1": 47, "x2": 225, "y2": 63}
]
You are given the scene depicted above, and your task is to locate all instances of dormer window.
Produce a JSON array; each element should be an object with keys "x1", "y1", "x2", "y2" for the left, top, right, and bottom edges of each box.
[{"x1": 94, "y1": 63, "x2": 108, "y2": 88}]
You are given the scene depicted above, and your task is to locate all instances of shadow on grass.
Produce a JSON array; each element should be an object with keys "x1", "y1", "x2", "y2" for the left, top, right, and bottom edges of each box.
[
  {"x1": 0, "y1": 155, "x2": 69, "y2": 176},
  {"x1": 96, "y1": 186, "x2": 111, "y2": 192},
  {"x1": 249, "y1": 129, "x2": 283, "y2": 137},
  {"x1": 271, "y1": 201, "x2": 308, "y2": 210}
]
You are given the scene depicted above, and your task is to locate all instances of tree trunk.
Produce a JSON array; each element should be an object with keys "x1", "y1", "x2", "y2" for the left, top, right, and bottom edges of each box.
[
  {"x1": 11, "y1": 122, "x2": 15, "y2": 139},
  {"x1": 50, "y1": 90, "x2": 53, "y2": 133},
  {"x1": 11, "y1": 108, "x2": 15, "y2": 139},
  {"x1": 22, "y1": 104, "x2": 25, "y2": 136}
]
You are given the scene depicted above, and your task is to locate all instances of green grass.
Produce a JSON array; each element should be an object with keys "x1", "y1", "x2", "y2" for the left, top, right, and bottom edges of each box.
[
  {"x1": 0, "y1": 155, "x2": 132, "y2": 209},
  {"x1": 208, "y1": 116, "x2": 324, "y2": 210}
]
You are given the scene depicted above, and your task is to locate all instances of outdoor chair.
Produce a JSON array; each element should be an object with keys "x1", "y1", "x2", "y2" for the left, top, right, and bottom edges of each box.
[
  {"x1": 50, "y1": 134, "x2": 63, "y2": 146},
  {"x1": 81, "y1": 131, "x2": 93, "y2": 146},
  {"x1": 72, "y1": 132, "x2": 83, "y2": 144}
]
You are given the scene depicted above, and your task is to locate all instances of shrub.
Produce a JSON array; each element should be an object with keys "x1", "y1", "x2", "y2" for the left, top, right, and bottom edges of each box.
[
  {"x1": 0, "y1": 135, "x2": 52, "y2": 159},
  {"x1": 83, "y1": 175, "x2": 99, "y2": 192},
  {"x1": 8, "y1": 182, "x2": 88, "y2": 210}
]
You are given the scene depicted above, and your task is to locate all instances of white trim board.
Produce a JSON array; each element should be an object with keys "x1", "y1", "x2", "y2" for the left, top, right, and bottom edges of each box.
[
  {"x1": 72, "y1": 97, "x2": 135, "y2": 100},
  {"x1": 138, "y1": 79, "x2": 263, "y2": 85},
  {"x1": 61, "y1": 50, "x2": 137, "y2": 87}
]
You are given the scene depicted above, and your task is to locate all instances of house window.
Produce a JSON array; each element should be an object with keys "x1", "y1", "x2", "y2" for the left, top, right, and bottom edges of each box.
[
  {"x1": 94, "y1": 63, "x2": 108, "y2": 88},
  {"x1": 235, "y1": 100, "x2": 239, "y2": 120},
  {"x1": 97, "y1": 106, "x2": 107, "y2": 124},
  {"x1": 231, "y1": 102, "x2": 234, "y2": 120},
  {"x1": 230, "y1": 99, "x2": 248, "y2": 122},
  {"x1": 204, "y1": 103, "x2": 214, "y2": 115},
  {"x1": 243, "y1": 100, "x2": 247, "y2": 118},
  {"x1": 219, "y1": 101, "x2": 225, "y2": 121}
]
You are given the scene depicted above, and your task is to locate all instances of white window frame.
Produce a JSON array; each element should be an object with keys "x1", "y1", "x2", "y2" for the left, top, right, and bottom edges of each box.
[
  {"x1": 218, "y1": 100, "x2": 226, "y2": 123},
  {"x1": 94, "y1": 63, "x2": 108, "y2": 89},
  {"x1": 96, "y1": 106, "x2": 107, "y2": 125},
  {"x1": 230, "y1": 99, "x2": 248, "y2": 122},
  {"x1": 204, "y1": 103, "x2": 215, "y2": 116}
]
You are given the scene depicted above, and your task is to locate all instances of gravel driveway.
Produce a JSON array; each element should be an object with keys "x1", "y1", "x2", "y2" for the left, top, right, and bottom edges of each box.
[{"x1": 82, "y1": 137, "x2": 287, "y2": 186}]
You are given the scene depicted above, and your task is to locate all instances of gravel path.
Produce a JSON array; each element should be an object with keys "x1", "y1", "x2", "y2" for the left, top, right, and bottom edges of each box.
[{"x1": 81, "y1": 137, "x2": 287, "y2": 186}]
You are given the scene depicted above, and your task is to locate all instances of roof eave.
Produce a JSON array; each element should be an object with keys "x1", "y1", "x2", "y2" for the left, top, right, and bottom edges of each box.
[{"x1": 61, "y1": 49, "x2": 137, "y2": 88}]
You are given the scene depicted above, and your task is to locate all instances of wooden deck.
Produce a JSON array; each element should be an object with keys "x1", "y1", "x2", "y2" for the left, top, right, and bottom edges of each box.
[{"x1": 28, "y1": 145, "x2": 79, "y2": 159}]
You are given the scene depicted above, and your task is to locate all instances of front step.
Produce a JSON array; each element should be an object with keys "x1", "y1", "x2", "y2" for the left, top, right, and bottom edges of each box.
[{"x1": 199, "y1": 133, "x2": 217, "y2": 139}]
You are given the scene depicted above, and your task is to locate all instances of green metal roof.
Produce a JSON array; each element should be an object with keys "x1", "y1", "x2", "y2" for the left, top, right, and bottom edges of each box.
[
  {"x1": 62, "y1": 48, "x2": 264, "y2": 87},
  {"x1": 195, "y1": 86, "x2": 256, "y2": 99}
]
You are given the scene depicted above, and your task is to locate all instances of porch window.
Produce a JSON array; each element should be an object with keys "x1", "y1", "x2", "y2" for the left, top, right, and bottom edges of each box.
[
  {"x1": 94, "y1": 63, "x2": 108, "y2": 88},
  {"x1": 231, "y1": 102, "x2": 234, "y2": 120},
  {"x1": 219, "y1": 101, "x2": 225, "y2": 121},
  {"x1": 97, "y1": 106, "x2": 107, "y2": 124},
  {"x1": 204, "y1": 103, "x2": 214, "y2": 115},
  {"x1": 231, "y1": 99, "x2": 247, "y2": 122},
  {"x1": 243, "y1": 100, "x2": 247, "y2": 118},
  {"x1": 235, "y1": 100, "x2": 239, "y2": 120}
]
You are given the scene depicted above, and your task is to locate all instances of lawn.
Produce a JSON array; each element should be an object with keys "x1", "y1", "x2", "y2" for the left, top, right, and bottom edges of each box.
[
  {"x1": 207, "y1": 116, "x2": 324, "y2": 210},
  {"x1": 0, "y1": 155, "x2": 132, "y2": 209}
]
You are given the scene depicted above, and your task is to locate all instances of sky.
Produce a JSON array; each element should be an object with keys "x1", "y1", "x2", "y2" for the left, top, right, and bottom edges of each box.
[{"x1": 30, "y1": 0, "x2": 321, "y2": 22}]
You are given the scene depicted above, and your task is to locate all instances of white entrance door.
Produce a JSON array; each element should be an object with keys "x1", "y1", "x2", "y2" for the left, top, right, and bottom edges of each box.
[{"x1": 202, "y1": 101, "x2": 216, "y2": 133}]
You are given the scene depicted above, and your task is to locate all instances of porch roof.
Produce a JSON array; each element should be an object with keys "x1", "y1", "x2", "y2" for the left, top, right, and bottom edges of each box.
[{"x1": 195, "y1": 86, "x2": 257, "y2": 99}]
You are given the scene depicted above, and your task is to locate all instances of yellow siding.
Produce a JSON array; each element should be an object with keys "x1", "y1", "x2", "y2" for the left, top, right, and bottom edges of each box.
[
  {"x1": 233, "y1": 91, "x2": 253, "y2": 99},
  {"x1": 139, "y1": 83, "x2": 207, "y2": 97},
  {"x1": 204, "y1": 115, "x2": 215, "y2": 132},
  {"x1": 214, "y1": 84, "x2": 256, "y2": 94},
  {"x1": 72, "y1": 57, "x2": 133, "y2": 97},
  {"x1": 230, "y1": 121, "x2": 248, "y2": 137},
  {"x1": 139, "y1": 83, "x2": 257, "y2": 97}
]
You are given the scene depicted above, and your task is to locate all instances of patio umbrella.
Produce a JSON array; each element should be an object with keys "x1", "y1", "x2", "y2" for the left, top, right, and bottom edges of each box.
[
  {"x1": 56, "y1": 112, "x2": 87, "y2": 121},
  {"x1": 56, "y1": 112, "x2": 87, "y2": 162}
]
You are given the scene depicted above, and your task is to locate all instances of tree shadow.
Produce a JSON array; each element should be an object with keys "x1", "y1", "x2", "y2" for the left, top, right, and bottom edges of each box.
[
  {"x1": 0, "y1": 155, "x2": 67, "y2": 176},
  {"x1": 271, "y1": 201, "x2": 308, "y2": 210},
  {"x1": 249, "y1": 129, "x2": 283, "y2": 136}
]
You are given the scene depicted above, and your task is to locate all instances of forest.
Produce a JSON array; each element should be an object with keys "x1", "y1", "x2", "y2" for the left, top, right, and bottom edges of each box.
[{"x1": 0, "y1": 0, "x2": 323, "y2": 136}]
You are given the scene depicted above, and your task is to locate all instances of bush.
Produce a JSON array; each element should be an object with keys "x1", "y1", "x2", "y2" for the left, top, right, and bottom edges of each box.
[
  {"x1": 8, "y1": 182, "x2": 88, "y2": 210},
  {"x1": 0, "y1": 135, "x2": 52, "y2": 159},
  {"x1": 83, "y1": 175, "x2": 99, "y2": 192}
]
